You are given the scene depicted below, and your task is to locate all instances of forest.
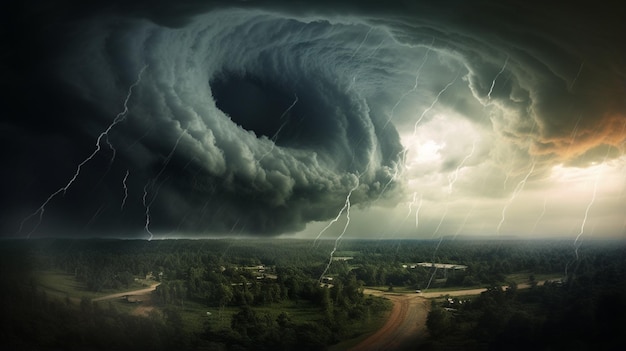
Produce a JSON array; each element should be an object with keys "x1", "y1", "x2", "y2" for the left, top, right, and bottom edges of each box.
[{"x1": 1, "y1": 238, "x2": 624, "y2": 350}]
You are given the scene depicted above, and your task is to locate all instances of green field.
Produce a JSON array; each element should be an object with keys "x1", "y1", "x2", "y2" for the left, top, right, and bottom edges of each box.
[
  {"x1": 35, "y1": 270, "x2": 147, "y2": 302},
  {"x1": 35, "y1": 270, "x2": 99, "y2": 301},
  {"x1": 504, "y1": 272, "x2": 564, "y2": 285}
]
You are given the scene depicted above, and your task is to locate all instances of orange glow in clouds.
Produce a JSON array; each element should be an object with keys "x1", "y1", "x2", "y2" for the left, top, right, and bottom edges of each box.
[{"x1": 532, "y1": 113, "x2": 626, "y2": 162}]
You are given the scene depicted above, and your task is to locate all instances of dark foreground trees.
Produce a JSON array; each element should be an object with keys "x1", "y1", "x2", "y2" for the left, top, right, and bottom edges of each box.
[
  {"x1": 1, "y1": 239, "x2": 391, "y2": 350},
  {"x1": 424, "y1": 243, "x2": 626, "y2": 351},
  {"x1": 4, "y1": 238, "x2": 624, "y2": 350}
]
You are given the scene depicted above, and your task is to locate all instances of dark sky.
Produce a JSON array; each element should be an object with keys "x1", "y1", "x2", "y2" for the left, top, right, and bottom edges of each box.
[{"x1": 1, "y1": 0, "x2": 625, "y2": 240}]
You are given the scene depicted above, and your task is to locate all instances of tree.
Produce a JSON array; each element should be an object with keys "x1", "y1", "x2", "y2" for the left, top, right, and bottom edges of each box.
[
  {"x1": 321, "y1": 287, "x2": 334, "y2": 322},
  {"x1": 216, "y1": 283, "x2": 233, "y2": 307},
  {"x1": 426, "y1": 302, "x2": 451, "y2": 338},
  {"x1": 231, "y1": 306, "x2": 259, "y2": 339}
]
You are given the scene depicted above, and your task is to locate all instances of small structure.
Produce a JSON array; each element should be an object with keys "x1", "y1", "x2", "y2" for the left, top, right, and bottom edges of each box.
[
  {"x1": 321, "y1": 276, "x2": 334, "y2": 284},
  {"x1": 332, "y1": 256, "x2": 354, "y2": 261},
  {"x1": 416, "y1": 262, "x2": 468, "y2": 270},
  {"x1": 124, "y1": 295, "x2": 142, "y2": 304}
]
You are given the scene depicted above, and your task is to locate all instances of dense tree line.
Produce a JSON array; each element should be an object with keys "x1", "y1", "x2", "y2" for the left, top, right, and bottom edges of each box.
[
  {"x1": 424, "y1": 241, "x2": 626, "y2": 350},
  {"x1": 3, "y1": 238, "x2": 621, "y2": 350},
  {"x1": 25, "y1": 238, "x2": 581, "y2": 292},
  {"x1": 0, "y1": 245, "x2": 185, "y2": 351},
  {"x1": 1, "y1": 239, "x2": 392, "y2": 350}
]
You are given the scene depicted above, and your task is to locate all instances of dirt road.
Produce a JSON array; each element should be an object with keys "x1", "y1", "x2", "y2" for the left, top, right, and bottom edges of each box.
[
  {"x1": 352, "y1": 282, "x2": 545, "y2": 350},
  {"x1": 91, "y1": 282, "x2": 160, "y2": 302},
  {"x1": 350, "y1": 289, "x2": 429, "y2": 351}
]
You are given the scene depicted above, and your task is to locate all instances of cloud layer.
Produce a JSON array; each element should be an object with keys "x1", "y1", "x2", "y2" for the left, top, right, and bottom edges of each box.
[{"x1": 2, "y1": 1, "x2": 624, "y2": 239}]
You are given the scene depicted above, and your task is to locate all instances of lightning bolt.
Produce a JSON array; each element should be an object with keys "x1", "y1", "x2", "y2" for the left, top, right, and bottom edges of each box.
[
  {"x1": 366, "y1": 37, "x2": 387, "y2": 59},
  {"x1": 567, "y1": 144, "x2": 613, "y2": 276},
  {"x1": 120, "y1": 170, "x2": 130, "y2": 211},
  {"x1": 345, "y1": 26, "x2": 374, "y2": 92},
  {"x1": 18, "y1": 65, "x2": 148, "y2": 237},
  {"x1": 565, "y1": 115, "x2": 583, "y2": 156},
  {"x1": 405, "y1": 192, "x2": 417, "y2": 219},
  {"x1": 383, "y1": 38, "x2": 435, "y2": 129},
  {"x1": 431, "y1": 204, "x2": 449, "y2": 239},
  {"x1": 347, "y1": 37, "x2": 388, "y2": 91},
  {"x1": 318, "y1": 178, "x2": 360, "y2": 283},
  {"x1": 141, "y1": 176, "x2": 170, "y2": 241},
  {"x1": 497, "y1": 162, "x2": 535, "y2": 235},
  {"x1": 448, "y1": 140, "x2": 476, "y2": 194},
  {"x1": 412, "y1": 72, "x2": 459, "y2": 137},
  {"x1": 154, "y1": 128, "x2": 187, "y2": 182},
  {"x1": 424, "y1": 242, "x2": 444, "y2": 291},
  {"x1": 84, "y1": 203, "x2": 106, "y2": 231},
  {"x1": 142, "y1": 181, "x2": 155, "y2": 241},
  {"x1": 350, "y1": 26, "x2": 375, "y2": 60},
  {"x1": 414, "y1": 196, "x2": 423, "y2": 230},
  {"x1": 104, "y1": 135, "x2": 116, "y2": 166},
  {"x1": 574, "y1": 176, "x2": 598, "y2": 260},
  {"x1": 258, "y1": 94, "x2": 298, "y2": 162},
  {"x1": 530, "y1": 197, "x2": 547, "y2": 235},
  {"x1": 141, "y1": 128, "x2": 188, "y2": 241},
  {"x1": 487, "y1": 56, "x2": 508, "y2": 100},
  {"x1": 453, "y1": 202, "x2": 477, "y2": 240},
  {"x1": 401, "y1": 72, "x2": 462, "y2": 279},
  {"x1": 502, "y1": 172, "x2": 510, "y2": 191},
  {"x1": 425, "y1": 234, "x2": 447, "y2": 291},
  {"x1": 422, "y1": 141, "x2": 475, "y2": 258},
  {"x1": 391, "y1": 193, "x2": 422, "y2": 253},
  {"x1": 125, "y1": 125, "x2": 154, "y2": 152},
  {"x1": 564, "y1": 167, "x2": 601, "y2": 279},
  {"x1": 424, "y1": 267, "x2": 438, "y2": 291},
  {"x1": 569, "y1": 61, "x2": 585, "y2": 91}
]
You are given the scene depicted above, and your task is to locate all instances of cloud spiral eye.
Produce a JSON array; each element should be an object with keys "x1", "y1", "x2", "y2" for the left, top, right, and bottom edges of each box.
[{"x1": 3, "y1": 1, "x2": 625, "y2": 239}]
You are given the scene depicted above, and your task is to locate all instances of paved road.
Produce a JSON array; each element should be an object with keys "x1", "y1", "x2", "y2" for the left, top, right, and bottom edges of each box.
[{"x1": 92, "y1": 282, "x2": 161, "y2": 302}]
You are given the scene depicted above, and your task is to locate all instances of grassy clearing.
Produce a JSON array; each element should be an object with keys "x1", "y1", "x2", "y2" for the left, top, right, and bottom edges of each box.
[
  {"x1": 96, "y1": 298, "x2": 145, "y2": 314},
  {"x1": 178, "y1": 300, "x2": 233, "y2": 332},
  {"x1": 505, "y1": 272, "x2": 564, "y2": 285},
  {"x1": 367, "y1": 285, "x2": 422, "y2": 294},
  {"x1": 329, "y1": 298, "x2": 393, "y2": 351},
  {"x1": 35, "y1": 270, "x2": 147, "y2": 302},
  {"x1": 35, "y1": 270, "x2": 99, "y2": 300},
  {"x1": 333, "y1": 251, "x2": 359, "y2": 257},
  {"x1": 254, "y1": 300, "x2": 322, "y2": 322},
  {"x1": 171, "y1": 299, "x2": 326, "y2": 334}
]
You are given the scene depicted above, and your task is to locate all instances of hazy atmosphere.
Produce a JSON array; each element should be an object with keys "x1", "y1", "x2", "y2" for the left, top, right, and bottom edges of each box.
[{"x1": 2, "y1": 0, "x2": 625, "y2": 240}]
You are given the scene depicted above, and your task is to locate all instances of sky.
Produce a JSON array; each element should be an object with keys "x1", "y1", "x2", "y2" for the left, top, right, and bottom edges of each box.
[{"x1": 1, "y1": 0, "x2": 625, "y2": 240}]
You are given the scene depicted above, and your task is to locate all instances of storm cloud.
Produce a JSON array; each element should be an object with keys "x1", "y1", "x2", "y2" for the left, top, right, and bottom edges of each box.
[{"x1": 2, "y1": 0, "x2": 624, "y2": 239}]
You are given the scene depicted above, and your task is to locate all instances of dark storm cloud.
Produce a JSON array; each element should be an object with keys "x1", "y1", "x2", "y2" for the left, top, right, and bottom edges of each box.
[{"x1": 2, "y1": 0, "x2": 624, "y2": 238}]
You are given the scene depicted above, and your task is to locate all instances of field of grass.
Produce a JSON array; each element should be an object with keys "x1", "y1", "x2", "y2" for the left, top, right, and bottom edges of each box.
[
  {"x1": 35, "y1": 270, "x2": 147, "y2": 302},
  {"x1": 504, "y1": 272, "x2": 565, "y2": 285},
  {"x1": 328, "y1": 305, "x2": 392, "y2": 351},
  {"x1": 35, "y1": 270, "x2": 100, "y2": 301},
  {"x1": 169, "y1": 299, "x2": 329, "y2": 335},
  {"x1": 33, "y1": 270, "x2": 399, "y2": 347},
  {"x1": 332, "y1": 251, "x2": 360, "y2": 257}
]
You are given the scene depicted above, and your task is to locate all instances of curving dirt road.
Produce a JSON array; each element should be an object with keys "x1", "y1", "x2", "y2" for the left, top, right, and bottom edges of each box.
[
  {"x1": 350, "y1": 290, "x2": 429, "y2": 351},
  {"x1": 91, "y1": 282, "x2": 160, "y2": 302},
  {"x1": 352, "y1": 282, "x2": 545, "y2": 350}
]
